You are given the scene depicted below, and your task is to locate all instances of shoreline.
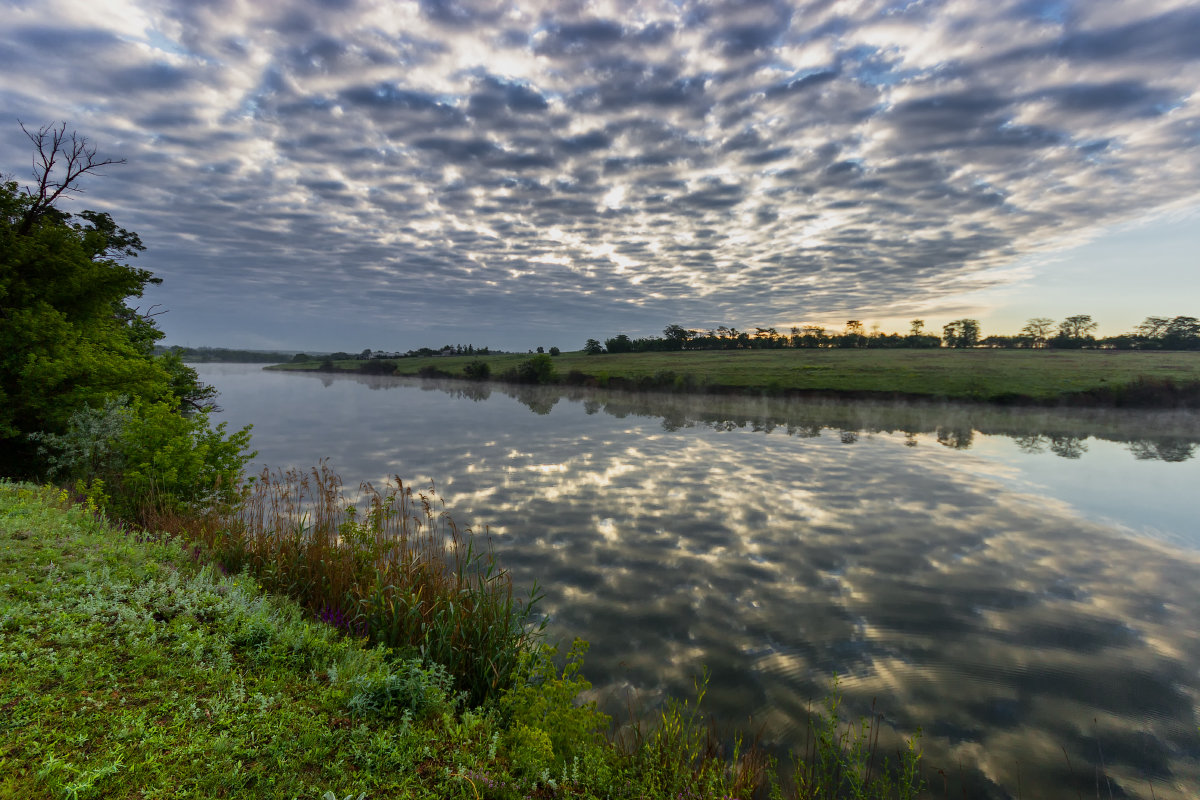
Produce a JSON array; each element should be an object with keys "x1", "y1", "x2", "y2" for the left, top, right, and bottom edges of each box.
[{"x1": 266, "y1": 349, "x2": 1200, "y2": 409}]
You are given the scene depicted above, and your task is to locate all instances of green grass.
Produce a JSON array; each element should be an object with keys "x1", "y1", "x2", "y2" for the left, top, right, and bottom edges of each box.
[
  {"x1": 270, "y1": 350, "x2": 1200, "y2": 405},
  {"x1": 1, "y1": 481, "x2": 925, "y2": 799},
  {"x1": 0, "y1": 483, "x2": 466, "y2": 799}
]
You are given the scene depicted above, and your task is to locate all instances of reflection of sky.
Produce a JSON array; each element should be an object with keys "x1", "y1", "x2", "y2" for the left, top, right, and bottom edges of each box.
[
  {"x1": 968, "y1": 437, "x2": 1200, "y2": 549},
  {"x1": 202, "y1": 365, "x2": 1200, "y2": 799}
]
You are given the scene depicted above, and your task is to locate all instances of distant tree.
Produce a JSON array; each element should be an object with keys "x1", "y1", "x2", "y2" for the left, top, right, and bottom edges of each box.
[
  {"x1": 1164, "y1": 316, "x2": 1200, "y2": 349},
  {"x1": 909, "y1": 319, "x2": 925, "y2": 336},
  {"x1": 1136, "y1": 316, "x2": 1171, "y2": 340},
  {"x1": 1058, "y1": 314, "x2": 1097, "y2": 340},
  {"x1": 942, "y1": 319, "x2": 981, "y2": 348},
  {"x1": 583, "y1": 338, "x2": 604, "y2": 355},
  {"x1": 1020, "y1": 317, "x2": 1056, "y2": 348},
  {"x1": 548, "y1": 346, "x2": 561, "y2": 356},
  {"x1": 1140, "y1": 316, "x2": 1200, "y2": 350},
  {"x1": 536, "y1": 346, "x2": 545, "y2": 354},
  {"x1": 841, "y1": 320, "x2": 866, "y2": 348},
  {"x1": 662, "y1": 323, "x2": 690, "y2": 350},
  {"x1": 604, "y1": 334, "x2": 633, "y2": 354}
]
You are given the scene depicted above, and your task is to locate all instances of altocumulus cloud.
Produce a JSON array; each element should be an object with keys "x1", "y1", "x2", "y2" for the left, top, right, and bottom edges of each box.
[{"x1": 1, "y1": 0, "x2": 1199, "y2": 347}]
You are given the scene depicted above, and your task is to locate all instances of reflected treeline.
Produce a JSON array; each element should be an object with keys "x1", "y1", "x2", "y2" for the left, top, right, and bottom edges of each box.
[{"x1": 295, "y1": 371, "x2": 1200, "y2": 463}]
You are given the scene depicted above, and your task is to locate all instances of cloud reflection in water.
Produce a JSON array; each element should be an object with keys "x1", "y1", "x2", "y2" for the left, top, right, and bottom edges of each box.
[{"x1": 204, "y1": 366, "x2": 1200, "y2": 799}]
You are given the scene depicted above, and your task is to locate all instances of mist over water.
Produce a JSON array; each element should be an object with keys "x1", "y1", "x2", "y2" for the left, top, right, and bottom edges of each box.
[{"x1": 200, "y1": 364, "x2": 1200, "y2": 799}]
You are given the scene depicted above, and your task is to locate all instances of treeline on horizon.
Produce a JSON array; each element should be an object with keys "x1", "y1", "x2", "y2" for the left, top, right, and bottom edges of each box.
[{"x1": 586, "y1": 315, "x2": 1200, "y2": 354}]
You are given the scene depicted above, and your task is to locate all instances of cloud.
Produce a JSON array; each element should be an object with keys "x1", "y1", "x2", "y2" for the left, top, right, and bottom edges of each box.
[{"x1": 1, "y1": 0, "x2": 1199, "y2": 347}]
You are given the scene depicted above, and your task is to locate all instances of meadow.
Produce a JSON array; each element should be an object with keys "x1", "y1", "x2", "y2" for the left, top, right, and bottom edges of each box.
[{"x1": 274, "y1": 349, "x2": 1200, "y2": 405}]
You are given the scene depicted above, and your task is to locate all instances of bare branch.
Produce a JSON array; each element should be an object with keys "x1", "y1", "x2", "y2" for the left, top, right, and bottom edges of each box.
[
  {"x1": 16, "y1": 121, "x2": 126, "y2": 235},
  {"x1": 129, "y1": 304, "x2": 168, "y2": 319}
]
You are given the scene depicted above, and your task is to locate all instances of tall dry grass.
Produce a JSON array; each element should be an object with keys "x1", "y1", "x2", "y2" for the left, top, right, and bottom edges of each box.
[{"x1": 147, "y1": 463, "x2": 543, "y2": 706}]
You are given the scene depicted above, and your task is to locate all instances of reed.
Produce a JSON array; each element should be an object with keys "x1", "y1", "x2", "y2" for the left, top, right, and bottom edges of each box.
[{"x1": 147, "y1": 463, "x2": 544, "y2": 706}]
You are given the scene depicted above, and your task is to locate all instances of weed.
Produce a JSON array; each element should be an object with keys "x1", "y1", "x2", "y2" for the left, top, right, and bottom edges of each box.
[{"x1": 163, "y1": 463, "x2": 546, "y2": 706}]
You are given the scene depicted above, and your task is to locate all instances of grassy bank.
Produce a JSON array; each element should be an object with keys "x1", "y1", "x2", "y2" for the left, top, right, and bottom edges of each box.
[
  {"x1": 0, "y1": 480, "x2": 922, "y2": 800},
  {"x1": 270, "y1": 350, "x2": 1200, "y2": 406}
]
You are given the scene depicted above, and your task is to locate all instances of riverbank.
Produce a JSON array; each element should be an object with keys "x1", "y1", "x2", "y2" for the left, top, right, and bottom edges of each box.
[
  {"x1": 270, "y1": 350, "x2": 1200, "y2": 407},
  {"x1": 0, "y1": 481, "x2": 921, "y2": 799}
]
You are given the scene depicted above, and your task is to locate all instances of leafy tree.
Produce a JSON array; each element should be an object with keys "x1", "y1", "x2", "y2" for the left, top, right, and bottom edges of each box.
[
  {"x1": 1020, "y1": 317, "x2": 1056, "y2": 348},
  {"x1": 841, "y1": 320, "x2": 866, "y2": 349},
  {"x1": 548, "y1": 346, "x2": 561, "y2": 356},
  {"x1": 583, "y1": 338, "x2": 604, "y2": 355},
  {"x1": 604, "y1": 333, "x2": 633, "y2": 353},
  {"x1": 662, "y1": 323, "x2": 690, "y2": 350},
  {"x1": 1058, "y1": 314, "x2": 1097, "y2": 340},
  {"x1": 1163, "y1": 316, "x2": 1200, "y2": 350},
  {"x1": 942, "y1": 319, "x2": 980, "y2": 348},
  {"x1": 1, "y1": 123, "x2": 249, "y2": 492}
]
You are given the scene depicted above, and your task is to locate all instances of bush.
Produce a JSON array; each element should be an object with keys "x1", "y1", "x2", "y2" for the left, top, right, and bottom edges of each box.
[
  {"x1": 516, "y1": 354, "x2": 557, "y2": 385},
  {"x1": 463, "y1": 360, "x2": 491, "y2": 380},
  {"x1": 346, "y1": 659, "x2": 459, "y2": 721},
  {"x1": 33, "y1": 397, "x2": 254, "y2": 521},
  {"x1": 499, "y1": 639, "x2": 609, "y2": 768}
]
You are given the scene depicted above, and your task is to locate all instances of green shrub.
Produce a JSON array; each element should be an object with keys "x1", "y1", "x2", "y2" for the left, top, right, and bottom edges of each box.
[
  {"x1": 33, "y1": 397, "x2": 254, "y2": 521},
  {"x1": 346, "y1": 659, "x2": 459, "y2": 721},
  {"x1": 499, "y1": 639, "x2": 610, "y2": 766},
  {"x1": 516, "y1": 354, "x2": 557, "y2": 384},
  {"x1": 505, "y1": 724, "x2": 555, "y2": 778},
  {"x1": 463, "y1": 360, "x2": 491, "y2": 380}
]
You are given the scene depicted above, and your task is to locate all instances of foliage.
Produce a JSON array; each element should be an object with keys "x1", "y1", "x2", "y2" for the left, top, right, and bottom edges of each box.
[
  {"x1": 788, "y1": 690, "x2": 923, "y2": 800},
  {"x1": 205, "y1": 465, "x2": 545, "y2": 707},
  {"x1": 32, "y1": 396, "x2": 254, "y2": 521},
  {"x1": 942, "y1": 319, "x2": 981, "y2": 348},
  {"x1": 346, "y1": 659, "x2": 459, "y2": 721},
  {"x1": 515, "y1": 353, "x2": 557, "y2": 384},
  {"x1": 499, "y1": 639, "x2": 610, "y2": 766},
  {"x1": 463, "y1": 359, "x2": 492, "y2": 380},
  {"x1": 0, "y1": 131, "x2": 224, "y2": 480},
  {"x1": 584, "y1": 338, "x2": 605, "y2": 354}
]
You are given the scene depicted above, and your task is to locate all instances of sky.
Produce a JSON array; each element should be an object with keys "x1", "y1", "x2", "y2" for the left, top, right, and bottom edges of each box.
[{"x1": 2, "y1": 0, "x2": 1199, "y2": 352}]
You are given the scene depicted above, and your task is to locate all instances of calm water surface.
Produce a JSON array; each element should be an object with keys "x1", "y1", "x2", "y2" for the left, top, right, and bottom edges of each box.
[{"x1": 199, "y1": 364, "x2": 1200, "y2": 799}]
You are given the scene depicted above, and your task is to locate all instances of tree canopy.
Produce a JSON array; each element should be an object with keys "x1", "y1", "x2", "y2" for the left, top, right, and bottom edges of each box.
[{"x1": 1, "y1": 124, "x2": 236, "y2": 486}]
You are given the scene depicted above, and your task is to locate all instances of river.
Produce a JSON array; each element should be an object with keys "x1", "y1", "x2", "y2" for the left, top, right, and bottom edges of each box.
[{"x1": 198, "y1": 363, "x2": 1200, "y2": 799}]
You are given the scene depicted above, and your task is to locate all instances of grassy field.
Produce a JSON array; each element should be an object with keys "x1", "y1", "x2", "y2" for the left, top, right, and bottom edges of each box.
[{"x1": 272, "y1": 349, "x2": 1200, "y2": 405}]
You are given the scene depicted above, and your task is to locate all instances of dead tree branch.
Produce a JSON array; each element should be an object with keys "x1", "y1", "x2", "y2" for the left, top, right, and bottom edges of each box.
[{"x1": 17, "y1": 121, "x2": 125, "y2": 235}]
